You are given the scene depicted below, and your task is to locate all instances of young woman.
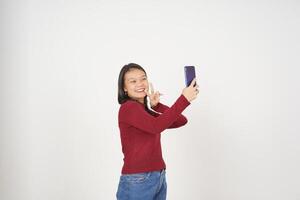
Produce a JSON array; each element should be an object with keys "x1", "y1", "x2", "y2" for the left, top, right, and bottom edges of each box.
[{"x1": 116, "y1": 63, "x2": 199, "y2": 200}]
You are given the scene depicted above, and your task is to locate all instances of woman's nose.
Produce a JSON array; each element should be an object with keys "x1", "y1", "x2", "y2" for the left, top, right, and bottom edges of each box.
[{"x1": 137, "y1": 80, "x2": 144, "y2": 86}]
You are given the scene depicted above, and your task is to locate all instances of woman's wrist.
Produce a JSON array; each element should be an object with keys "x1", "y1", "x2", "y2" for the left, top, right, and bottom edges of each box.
[{"x1": 151, "y1": 102, "x2": 159, "y2": 108}]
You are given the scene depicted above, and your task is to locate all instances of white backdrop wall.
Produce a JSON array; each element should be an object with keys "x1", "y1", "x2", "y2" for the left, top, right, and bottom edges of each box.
[{"x1": 1, "y1": 0, "x2": 300, "y2": 200}]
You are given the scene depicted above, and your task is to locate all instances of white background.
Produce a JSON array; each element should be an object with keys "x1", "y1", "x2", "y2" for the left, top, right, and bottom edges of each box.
[{"x1": 1, "y1": 0, "x2": 300, "y2": 199}]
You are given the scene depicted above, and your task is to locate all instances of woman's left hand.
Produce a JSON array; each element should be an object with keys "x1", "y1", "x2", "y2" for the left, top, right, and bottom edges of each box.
[{"x1": 145, "y1": 83, "x2": 161, "y2": 108}]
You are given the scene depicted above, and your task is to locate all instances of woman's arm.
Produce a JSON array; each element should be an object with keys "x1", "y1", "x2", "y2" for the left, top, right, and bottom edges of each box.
[
  {"x1": 119, "y1": 95, "x2": 190, "y2": 134},
  {"x1": 152, "y1": 103, "x2": 188, "y2": 128}
]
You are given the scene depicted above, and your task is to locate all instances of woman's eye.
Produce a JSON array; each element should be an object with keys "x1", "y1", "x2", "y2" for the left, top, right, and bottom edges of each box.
[{"x1": 130, "y1": 80, "x2": 136, "y2": 83}]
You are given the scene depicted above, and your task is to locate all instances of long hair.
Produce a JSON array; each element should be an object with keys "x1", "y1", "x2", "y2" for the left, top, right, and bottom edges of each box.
[{"x1": 118, "y1": 63, "x2": 155, "y2": 114}]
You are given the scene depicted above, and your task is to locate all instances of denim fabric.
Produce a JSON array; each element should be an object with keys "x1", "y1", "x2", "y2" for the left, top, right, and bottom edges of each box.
[{"x1": 116, "y1": 169, "x2": 167, "y2": 200}]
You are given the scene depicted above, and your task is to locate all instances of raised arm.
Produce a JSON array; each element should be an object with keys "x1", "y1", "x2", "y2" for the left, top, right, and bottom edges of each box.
[
  {"x1": 119, "y1": 95, "x2": 190, "y2": 134},
  {"x1": 152, "y1": 102, "x2": 188, "y2": 128}
]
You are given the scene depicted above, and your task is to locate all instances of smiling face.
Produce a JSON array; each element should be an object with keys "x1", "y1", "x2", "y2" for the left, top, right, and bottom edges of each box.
[{"x1": 123, "y1": 69, "x2": 149, "y2": 104}]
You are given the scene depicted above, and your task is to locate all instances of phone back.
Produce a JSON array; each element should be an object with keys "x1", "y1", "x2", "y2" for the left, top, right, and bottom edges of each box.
[{"x1": 184, "y1": 66, "x2": 196, "y2": 86}]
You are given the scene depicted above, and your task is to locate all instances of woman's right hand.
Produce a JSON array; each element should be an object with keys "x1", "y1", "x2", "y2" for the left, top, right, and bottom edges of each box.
[{"x1": 182, "y1": 78, "x2": 199, "y2": 102}]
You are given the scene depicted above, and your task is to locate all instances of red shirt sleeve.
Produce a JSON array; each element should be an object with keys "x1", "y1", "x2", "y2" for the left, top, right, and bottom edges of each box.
[
  {"x1": 152, "y1": 102, "x2": 188, "y2": 128},
  {"x1": 119, "y1": 95, "x2": 190, "y2": 134}
]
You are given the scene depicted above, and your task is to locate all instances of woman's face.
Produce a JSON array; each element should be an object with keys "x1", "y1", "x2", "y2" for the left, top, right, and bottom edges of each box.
[{"x1": 124, "y1": 69, "x2": 149, "y2": 104}]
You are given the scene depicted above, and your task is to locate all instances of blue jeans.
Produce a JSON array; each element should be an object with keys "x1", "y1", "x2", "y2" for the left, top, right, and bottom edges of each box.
[{"x1": 116, "y1": 169, "x2": 167, "y2": 200}]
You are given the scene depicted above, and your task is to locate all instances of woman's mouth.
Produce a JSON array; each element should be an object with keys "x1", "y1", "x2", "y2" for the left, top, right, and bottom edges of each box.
[{"x1": 135, "y1": 88, "x2": 145, "y2": 93}]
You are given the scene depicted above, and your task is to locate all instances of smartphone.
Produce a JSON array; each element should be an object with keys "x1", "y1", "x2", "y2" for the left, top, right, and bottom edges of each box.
[{"x1": 184, "y1": 66, "x2": 196, "y2": 87}]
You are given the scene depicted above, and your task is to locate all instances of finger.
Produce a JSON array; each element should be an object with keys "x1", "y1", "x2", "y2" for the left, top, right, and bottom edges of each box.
[
  {"x1": 155, "y1": 91, "x2": 161, "y2": 98},
  {"x1": 189, "y1": 78, "x2": 197, "y2": 87},
  {"x1": 145, "y1": 88, "x2": 150, "y2": 96},
  {"x1": 150, "y1": 83, "x2": 154, "y2": 94}
]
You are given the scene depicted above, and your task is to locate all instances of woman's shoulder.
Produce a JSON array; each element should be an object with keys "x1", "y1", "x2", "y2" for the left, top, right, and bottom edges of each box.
[
  {"x1": 119, "y1": 100, "x2": 142, "y2": 111},
  {"x1": 118, "y1": 100, "x2": 145, "y2": 122}
]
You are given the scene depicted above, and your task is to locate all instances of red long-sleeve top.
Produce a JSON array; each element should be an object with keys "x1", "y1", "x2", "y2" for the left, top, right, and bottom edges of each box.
[{"x1": 118, "y1": 95, "x2": 190, "y2": 174}]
